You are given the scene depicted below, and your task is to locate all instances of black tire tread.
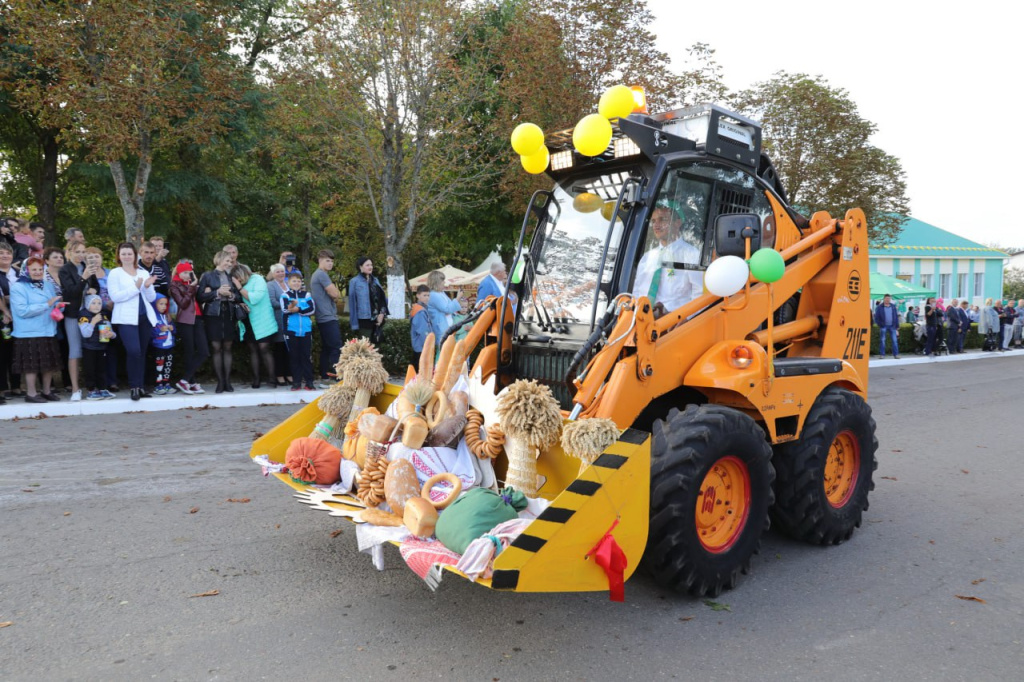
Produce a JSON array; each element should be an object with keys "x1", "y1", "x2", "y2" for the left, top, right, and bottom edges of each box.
[
  {"x1": 771, "y1": 387, "x2": 878, "y2": 545},
  {"x1": 646, "y1": 404, "x2": 774, "y2": 597}
]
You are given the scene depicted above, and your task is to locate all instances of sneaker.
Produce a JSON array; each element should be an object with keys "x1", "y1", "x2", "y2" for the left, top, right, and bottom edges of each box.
[
  {"x1": 304, "y1": 384, "x2": 315, "y2": 391},
  {"x1": 153, "y1": 386, "x2": 166, "y2": 396},
  {"x1": 42, "y1": 392, "x2": 60, "y2": 401},
  {"x1": 70, "y1": 390, "x2": 82, "y2": 402},
  {"x1": 25, "y1": 394, "x2": 47, "y2": 403},
  {"x1": 176, "y1": 379, "x2": 194, "y2": 395},
  {"x1": 100, "y1": 390, "x2": 116, "y2": 400},
  {"x1": 291, "y1": 385, "x2": 301, "y2": 391},
  {"x1": 314, "y1": 381, "x2": 330, "y2": 390},
  {"x1": 86, "y1": 390, "x2": 104, "y2": 401},
  {"x1": 107, "y1": 384, "x2": 120, "y2": 393},
  {"x1": 190, "y1": 383, "x2": 205, "y2": 394}
]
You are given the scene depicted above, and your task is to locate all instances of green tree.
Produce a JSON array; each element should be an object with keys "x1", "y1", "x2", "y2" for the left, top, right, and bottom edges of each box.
[
  {"x1": 1003, "y1": 267, "x2": 1024, "y2": 301},
  {"x1": 277, "y1": 0, "x2": 509, "y2": 318},
  {"x1": 4, "y1": 0, "x2": 241, "y2": 245},
  {"x1": 736, "y1": 72, "x2": 910, "y2": 245}
]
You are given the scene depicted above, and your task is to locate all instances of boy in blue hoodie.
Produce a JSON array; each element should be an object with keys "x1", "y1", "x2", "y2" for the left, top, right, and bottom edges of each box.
[
  {"x1": 150, "y1": 294, "x2": 176, "y2": 395},
  {"x1": 281, "y1": 272, "x2": 316, "y2": 390},
  {"x1": 78, "y1": 294, "x2": 116, "y2": 400}
]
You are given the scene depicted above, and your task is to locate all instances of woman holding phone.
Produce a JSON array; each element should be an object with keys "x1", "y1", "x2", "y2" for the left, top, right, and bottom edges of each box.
[
  {"x1": 196, "y1": 250, "x2": 240, "y2": 393},
  {"x1": 107, "y1": 242, "x2": 157, "y2": 401},
  {"x1": 169, "y1": 260, "x2": 207, "y2": 394}
]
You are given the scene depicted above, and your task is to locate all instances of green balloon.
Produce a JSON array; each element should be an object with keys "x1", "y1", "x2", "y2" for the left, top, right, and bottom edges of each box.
[{"x1": 749, "y1": 248, "x2": 785, "y2": 283}]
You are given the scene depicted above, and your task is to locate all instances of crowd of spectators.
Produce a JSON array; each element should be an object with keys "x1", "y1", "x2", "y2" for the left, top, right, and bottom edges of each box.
[
  {"x1": 0, "y1": 216, "x2": 396, "y2": 405},
  {"x1": 873, "y1": 294, "x2": 1023, "y2": 358}
]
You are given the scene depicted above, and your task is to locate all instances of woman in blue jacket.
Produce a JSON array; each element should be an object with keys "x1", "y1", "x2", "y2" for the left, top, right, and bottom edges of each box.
[
  {"x1": 425, "y1": 270, "x2": 464, "y2": 341},
  {"x1": 347, "y1": 256, "x2": 388, "y2": 344},
  {"x1": 10, "y1": 255, "x2": 63, "y2": 402}
]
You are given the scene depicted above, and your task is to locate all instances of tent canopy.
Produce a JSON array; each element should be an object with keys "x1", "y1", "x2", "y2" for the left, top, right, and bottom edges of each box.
[
  {"x1": 869, "y1": 272, "x2": 935, "y2": 300},
  {"x1": 408, "y1": 264, "x2": 473, "y2": 290}
]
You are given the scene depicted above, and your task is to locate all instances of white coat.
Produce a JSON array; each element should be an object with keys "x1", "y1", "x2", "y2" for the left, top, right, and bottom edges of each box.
[{"x1": 107, "y1": 266, "x2": 157, "y2": 326}]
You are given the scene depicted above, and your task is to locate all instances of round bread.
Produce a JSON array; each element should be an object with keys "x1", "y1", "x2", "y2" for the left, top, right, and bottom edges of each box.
[{"x1": 421, "y1": 472, "x2": 462, "y2": 510}]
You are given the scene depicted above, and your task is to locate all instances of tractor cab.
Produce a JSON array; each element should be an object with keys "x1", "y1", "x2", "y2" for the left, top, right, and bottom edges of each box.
[{"x1": 502, "y1": 104, "x2": 793, "y2": 408}]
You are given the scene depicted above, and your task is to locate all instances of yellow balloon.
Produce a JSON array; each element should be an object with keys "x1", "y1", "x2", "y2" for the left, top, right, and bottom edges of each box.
[
  {"x1": 600, "y1": 201, "x2": 617, "y2": 222},
  {"x1": 572, "y1": 193, "x2": 603, "y2": 213},
  {"x1": 520, "y1": 146, "x2": 549, "y2": 174},
  {"x1": 572, "y1": 114, "x2": 613, "y2": 157},
  {"x1": 599, "y1": 85, "x2": 636, "y2": 120},
  {"x1": 511, "y1": 122, "x2": 544, "y2": 156}
]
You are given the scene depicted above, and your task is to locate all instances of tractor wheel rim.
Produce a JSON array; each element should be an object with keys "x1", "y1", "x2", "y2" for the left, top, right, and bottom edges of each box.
[
  {"x1": 695, "y1": 455, "x2": 751, "y2": 553},
  {"x1": 825, "y1": 429, "x2": 860, "y2": 508}
]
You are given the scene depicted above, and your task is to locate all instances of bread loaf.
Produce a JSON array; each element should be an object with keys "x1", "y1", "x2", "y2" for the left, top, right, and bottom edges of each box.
[
  {"x1": 384, "y1": 459, "x2": 421, "y2": 517},
  {"x1": 401, "y1": 413, "x2": 429, "y2": 449},
  {"x1": 403, "y1": 497, "x2": 439, "y2": 537},
  {"x1": 359, "y1": 508, "x2": 404, "y2": 527}
]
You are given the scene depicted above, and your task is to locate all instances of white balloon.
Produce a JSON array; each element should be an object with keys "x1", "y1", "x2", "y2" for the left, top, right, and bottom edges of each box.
[{"x1": 704, "y1": 255, "x2": 750, "y2": 298}]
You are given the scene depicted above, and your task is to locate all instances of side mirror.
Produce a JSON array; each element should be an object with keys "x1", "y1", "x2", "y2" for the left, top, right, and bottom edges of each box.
[{"x1": 715, "y1": 214, "x2": 762, "y2": 258}]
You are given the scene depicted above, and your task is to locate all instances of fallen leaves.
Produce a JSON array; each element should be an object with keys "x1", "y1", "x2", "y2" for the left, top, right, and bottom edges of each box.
[
  {"x1": 678, "y1": 616, "x2": 694, "y2": 622},
  {"x1": 703, "y1": 599, "x2": 731, "y2": 612},
  {"x1": 190, "y1": 590, "x2": 219, "y2": 598},
  {"x1": 226, "y1": 498, "x2": 250, "y2": 503},
  {"x1": 0, "y1": 621, "x2": 13, "y2": 628},
  {"x1": 955, "y1": 595, "x2": 986, "y2": 604},
  {"x1": 960, "y1": 469, "x2": 969, "y2": 474},
  {"x1": 330, "y1": 529, "x2": 345, "y2": 538},
  {"x1": 971, "y1": 578, "x2": 986, "y2": 585},
  {"x1": 189, "y1": 507, "x2": 199, "y2": 514},
  {"x1": 163, "y1": 495, "x2": 172, "y2": 502},
  {"x1": 881, "y1": 476, "x2": 898, "y2": 481}
]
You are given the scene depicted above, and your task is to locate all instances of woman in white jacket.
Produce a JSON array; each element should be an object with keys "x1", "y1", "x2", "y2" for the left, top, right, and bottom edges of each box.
[{"x1": 107, "y1": 242, "x2": 157, "y2": 401}]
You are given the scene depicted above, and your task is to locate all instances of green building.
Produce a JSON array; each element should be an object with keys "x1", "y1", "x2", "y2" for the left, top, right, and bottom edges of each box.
[{"x1": 869, "y1": 215, "x2": 1006, "y2": 304}]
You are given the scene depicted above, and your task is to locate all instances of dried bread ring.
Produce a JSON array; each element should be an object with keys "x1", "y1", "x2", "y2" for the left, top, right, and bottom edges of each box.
[
  {"x1": 421, "y1": 472, "x2": 462, "y2": 509},
  {"x1": 424, "y1": 391, "x2": 449, "y2": 430}
]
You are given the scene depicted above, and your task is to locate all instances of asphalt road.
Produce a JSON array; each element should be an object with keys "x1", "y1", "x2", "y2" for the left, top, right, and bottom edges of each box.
[{"x1": 1, "y1": 358, "x2": 1022, "y2": 681}]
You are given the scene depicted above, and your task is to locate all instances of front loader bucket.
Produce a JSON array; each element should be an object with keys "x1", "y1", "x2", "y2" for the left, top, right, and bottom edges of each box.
[
  {"x1": 251, "y1": 384, "x2": 651, "y2": 594},
  {"x1": 485, "y1": 428, "x2": 650, "y2": 592}
]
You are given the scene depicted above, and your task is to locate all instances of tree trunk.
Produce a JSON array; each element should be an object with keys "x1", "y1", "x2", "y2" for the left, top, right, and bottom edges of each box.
[
  {"x1": 385, "y1": 238, "x2": 406, "y2": 320},
  {"x1": 109, "y1": 131, "x2": 153, "y2": 246},
  {"x1": 36, "y1": 131, "x2": 59, "y2": 239}
]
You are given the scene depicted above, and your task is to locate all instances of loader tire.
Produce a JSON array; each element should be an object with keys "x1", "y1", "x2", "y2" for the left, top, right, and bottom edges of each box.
[
  {"x1": 646, "y1": 405, "x2": 774, "y2": 597},
  {"x1": 770, "y1": 387, "x2": 878, "y2": 545}
]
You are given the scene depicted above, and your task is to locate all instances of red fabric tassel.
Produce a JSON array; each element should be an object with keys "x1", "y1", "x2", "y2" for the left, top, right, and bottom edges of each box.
[{"x1": 587, "y1": 519, "x2": 627, "y2": 602}]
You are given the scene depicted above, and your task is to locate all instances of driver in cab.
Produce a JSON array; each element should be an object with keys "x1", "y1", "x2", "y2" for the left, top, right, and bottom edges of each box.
[{"x1": 631, "y1": 201, "x2": 703, "y2": 317}]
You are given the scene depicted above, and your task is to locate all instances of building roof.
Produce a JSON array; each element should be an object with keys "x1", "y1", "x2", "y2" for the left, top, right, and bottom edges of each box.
[{"x1": 871, "y1": 215, "x2": 1008, "y2": 259}]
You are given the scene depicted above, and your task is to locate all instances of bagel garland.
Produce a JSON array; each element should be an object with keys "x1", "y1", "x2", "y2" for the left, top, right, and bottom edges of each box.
[{"x1": 463, "y1": 408, "x2": 506, "y2": 460}]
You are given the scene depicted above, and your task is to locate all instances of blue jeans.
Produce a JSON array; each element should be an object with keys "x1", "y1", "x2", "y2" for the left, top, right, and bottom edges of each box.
[
  {"x1": 317, "y1": 319, "x2": 341, "y2": 380},
  {"x1": 116, "y1": 316, "x2": 153, "y2": 389},
  {"x1": 879, "y1": 326, "x2": 899, "y2": 356}
]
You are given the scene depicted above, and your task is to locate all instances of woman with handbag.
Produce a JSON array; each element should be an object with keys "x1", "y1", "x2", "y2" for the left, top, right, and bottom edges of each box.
[
  {"x1": 9, "y1": 255, "x2": 62, "y2": 402},
  {"x1": 347, "y1": 256, "x2": 389, "y2": 344},
  {"x1": 195, "y1": 250, "x2": 240, "y2": 393},
  {"x1": 106, "y1": 242, "x2": 158, "y2": 401},
  {"x1": 231, "y1": 263, "x2": 276, "y2": 388}
]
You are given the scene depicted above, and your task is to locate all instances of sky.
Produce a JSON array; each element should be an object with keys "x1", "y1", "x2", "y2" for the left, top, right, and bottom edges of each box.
[{"x1": 647, "y1": 0, "x2": 1021, "y2": 249}]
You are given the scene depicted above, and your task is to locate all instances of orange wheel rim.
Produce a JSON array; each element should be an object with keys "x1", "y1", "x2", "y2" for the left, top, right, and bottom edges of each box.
[
  {"x1": 695, "y1": 455, "x2": 750, "y2": 553},
  {"x1": 825, "y1": 430, "x2": 860, "y2": 508}
]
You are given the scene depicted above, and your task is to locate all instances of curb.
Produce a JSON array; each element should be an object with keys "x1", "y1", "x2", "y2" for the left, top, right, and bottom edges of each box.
[{"x1": 0, "y1": 385, "x2": 325, "y2": 421}]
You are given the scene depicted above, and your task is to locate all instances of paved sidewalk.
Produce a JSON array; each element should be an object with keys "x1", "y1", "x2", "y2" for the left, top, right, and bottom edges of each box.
[
  {"x1": 0, "y1": 382, "x2": 326, "y2": 420},
  {"x1": 3, "y1": 346, "x2": 1019, "y2": 420},
  {"x1": 869, "y1": 344, "x2": 1024, "y2": 368}
]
